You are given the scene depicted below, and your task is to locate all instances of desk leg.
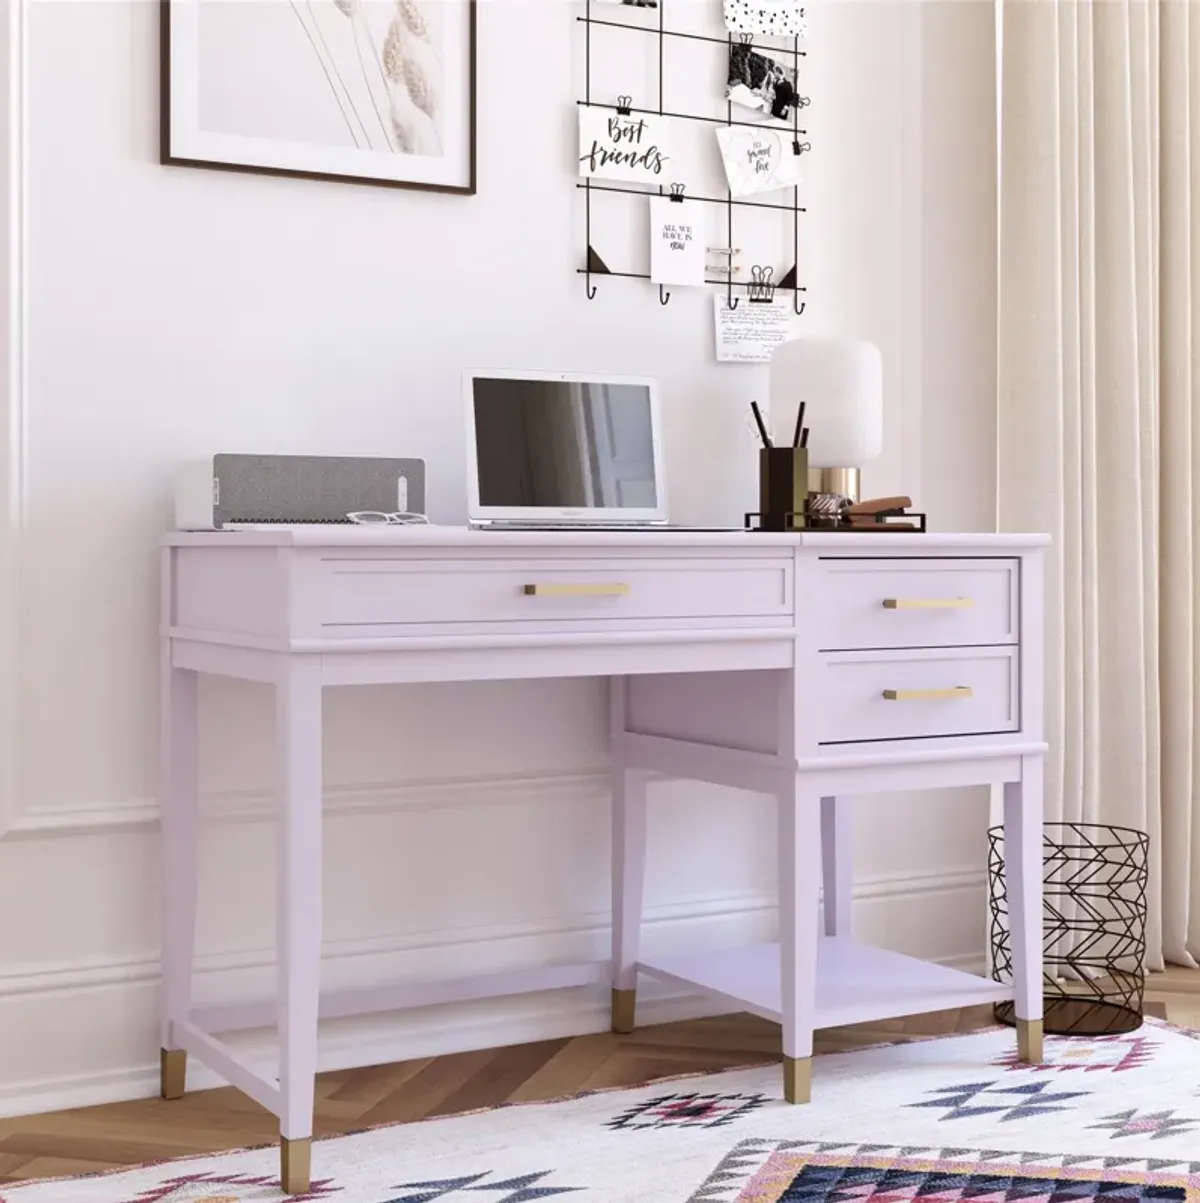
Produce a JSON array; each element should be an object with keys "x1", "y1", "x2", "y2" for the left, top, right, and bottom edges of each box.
[
  {"x1": 160, "y1": 662, "x2": 199, "y2": 1101},
  {"x1": 611, "y1": 760, "x2": 648, "y2": 1036},
  {"x1": 277, "y1": 659, "x2": 324, "y2": 1195},
  {"x1": 779, "y1": 776, "x2": 821, "y2": 1103},
  {"x1": 820, "y1": 796, "x2": 852, "y2": 937},
  {"x1": 1004, "y1": 756, "x2": 1044, "y2": 1065}
]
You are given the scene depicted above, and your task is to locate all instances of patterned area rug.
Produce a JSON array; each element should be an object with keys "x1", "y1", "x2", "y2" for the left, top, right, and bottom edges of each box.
[{"x1": 5, "y1": 1020, "x2": 1200, "y2": 1203}]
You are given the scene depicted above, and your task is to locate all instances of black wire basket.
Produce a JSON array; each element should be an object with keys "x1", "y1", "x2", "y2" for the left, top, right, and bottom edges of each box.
[{"x1": 988, "y1": 822, "x2": 1149, "y2": 1036}]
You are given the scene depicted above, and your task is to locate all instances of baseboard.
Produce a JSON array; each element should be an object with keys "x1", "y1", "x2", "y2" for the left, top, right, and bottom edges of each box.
[
  {"x1": 0, "y1": 951, "x2": 991, "y2": 1120},
  {"x1": 0, "y1": 980, "x2": 726, "y2": 1119},
  {"x1": 0, "y1": 866, "x2": 987, "y2": 1119}
]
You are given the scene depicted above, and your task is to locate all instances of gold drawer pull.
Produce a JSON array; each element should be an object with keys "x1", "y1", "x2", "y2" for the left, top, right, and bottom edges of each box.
[
  {"x1": 522, "y1": 582, "x2": 631, "y2": 598},
  {"x1": 883, "y1": 597, "x2": 973, "y2": 610},
  {"x1": 883, "y1": 686, "x2": 974, "y2": 702}
]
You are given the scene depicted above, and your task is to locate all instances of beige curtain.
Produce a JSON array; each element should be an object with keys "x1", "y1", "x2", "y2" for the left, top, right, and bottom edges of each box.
[{"x1": 997, "y1": 1, "x2": 1200, "y2": 968}]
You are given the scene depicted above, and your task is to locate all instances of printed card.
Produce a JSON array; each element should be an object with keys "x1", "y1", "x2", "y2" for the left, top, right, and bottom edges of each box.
[
  {"x1": 578, "y1": 106, "x2": 671, "y2": 184},
  {"x1": 724, "y1": 0, "x2": 807, "y2": 37},
  {"x1": 715, "y1": 126, "x2": 803, "y2": 198},
  {"x1": 649, "y1": 195, "x2": 705, "y2": 288}
]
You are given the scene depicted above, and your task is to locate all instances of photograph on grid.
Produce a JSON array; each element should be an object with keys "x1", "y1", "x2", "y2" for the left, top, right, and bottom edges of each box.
[{"x1": 726, "y1": 43, "x2": 799, "y2": 122}]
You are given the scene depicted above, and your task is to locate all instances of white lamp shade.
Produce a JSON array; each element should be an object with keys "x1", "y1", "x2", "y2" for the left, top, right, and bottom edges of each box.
[{"x1": 769, "y1": 337, "x2": 883, "y2": 469}]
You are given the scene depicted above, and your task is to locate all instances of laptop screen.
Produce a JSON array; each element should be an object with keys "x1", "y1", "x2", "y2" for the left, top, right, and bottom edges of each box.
[{"x1": 471, "y1": 376, "x2": 659, "y2": 512}]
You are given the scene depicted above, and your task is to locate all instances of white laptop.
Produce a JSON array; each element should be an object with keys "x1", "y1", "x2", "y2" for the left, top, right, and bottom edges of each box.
[{"x1": 465, "y1": 369, "x2": 672, "y2": 529}]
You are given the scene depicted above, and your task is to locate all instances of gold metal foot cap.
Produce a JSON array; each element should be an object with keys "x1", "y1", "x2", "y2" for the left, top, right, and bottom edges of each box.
[
  {"x1": 611, "y1": 988, "x2": 636, "y2": 1035},
  {"x1": 783, "y1": 1055, "x2": 812, "y2": 1104},
  {"x1": 1017, "y1": 1018, "x2": 1044, "y2": 1065},
  {"x1": 160, "y1": 1049, "x2": 186, "y2": 1101},
  {"x1": 281, "y1": 1137, "x2": 312, "y2": 1195}
]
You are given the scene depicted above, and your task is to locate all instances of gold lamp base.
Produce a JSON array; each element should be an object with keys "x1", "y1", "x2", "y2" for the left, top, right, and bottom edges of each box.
[{"x1": 807, "y1": 466, "x2": 861, "y2": 505}]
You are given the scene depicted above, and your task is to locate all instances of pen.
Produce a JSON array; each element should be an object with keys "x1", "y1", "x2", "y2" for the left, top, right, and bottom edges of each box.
[
  {"x1": 750, "y1": 401, "x2": 772, "y2": 449},
  {"x1": 792, "y1": 401, "x2": 807, "y2": 450},
  {"x1": 799, "y1": 426, "x2": 809, "y2": 449}
]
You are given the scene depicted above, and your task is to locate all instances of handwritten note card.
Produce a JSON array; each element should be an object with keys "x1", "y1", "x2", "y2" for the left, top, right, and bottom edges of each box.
[
  {"x1": 578, "y1": 107, "x2": 671, "y2": 184},
  {"x1": 715, "y1": 126, "x2": 803, "y2": 199},
  {"x1": 714, "y1": 295, "x2": 795, "y2": 363},
  {"x1": 649, "y1": 196, "x2": 705, "y2": 287}
]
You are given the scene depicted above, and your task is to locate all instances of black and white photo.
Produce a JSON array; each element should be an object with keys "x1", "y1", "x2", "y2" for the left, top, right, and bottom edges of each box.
[{"x1": 726, "y1": 43, "x2": 800, "y2": 122}]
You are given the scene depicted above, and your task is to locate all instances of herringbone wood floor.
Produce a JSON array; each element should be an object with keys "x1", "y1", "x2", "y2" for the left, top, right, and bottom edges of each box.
[{"x1": 1, "y1": 969, "x2": 1196, "y2": 1186}]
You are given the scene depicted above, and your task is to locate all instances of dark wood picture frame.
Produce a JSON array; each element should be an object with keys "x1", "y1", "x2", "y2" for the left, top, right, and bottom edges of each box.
[{"x1": 160, "y1": 0, "x2": 476, "y2": 195}]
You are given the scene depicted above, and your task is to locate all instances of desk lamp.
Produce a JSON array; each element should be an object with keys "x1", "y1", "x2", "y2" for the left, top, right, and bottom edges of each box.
[{"x1": 769, "y1": 337, "x2": 882, "y2": 507}]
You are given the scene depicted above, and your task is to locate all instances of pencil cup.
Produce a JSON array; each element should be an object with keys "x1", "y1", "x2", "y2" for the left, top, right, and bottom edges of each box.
[{"x1": 758, "y1": 447, "x2": 808, "y2": 531}]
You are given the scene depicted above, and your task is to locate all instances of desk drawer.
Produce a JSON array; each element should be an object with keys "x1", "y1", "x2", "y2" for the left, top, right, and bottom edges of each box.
[
  {"x1": 815, "y1": 558, "x2": 1019, "y2": 650},
  {"x1": 320, "y1": 557, "x2": 793, "y2": 628},
  {"x1": 816, "y1": 646, "x2": 1019, "y2": 745}
]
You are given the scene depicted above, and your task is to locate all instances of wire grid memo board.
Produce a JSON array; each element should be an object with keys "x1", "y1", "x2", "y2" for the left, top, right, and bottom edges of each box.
[{"x1": 577, "y1": 0, "x2": 809, "y2": 311}]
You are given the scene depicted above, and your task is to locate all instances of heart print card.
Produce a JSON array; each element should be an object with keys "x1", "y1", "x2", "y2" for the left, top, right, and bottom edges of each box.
[{"x1": 715, "y1": 126, "x2": 803, "y2": 198}]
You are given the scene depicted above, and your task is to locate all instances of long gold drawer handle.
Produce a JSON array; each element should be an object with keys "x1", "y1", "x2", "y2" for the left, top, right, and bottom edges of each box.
[
  {"x1": 883, "y1": 597, "x2": 973, "y2": 610},
  {"x1": 522, "y1": 582, "x2": 631, "y2": 598},
  {"x1": 883, "y1": 686, "x2": 974, "y2": 701}
]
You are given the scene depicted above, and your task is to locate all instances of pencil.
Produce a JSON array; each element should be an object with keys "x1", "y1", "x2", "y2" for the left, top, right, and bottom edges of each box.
[
  {"x1": 791, "y1": 401, "x2": 807, "y2": 449},
  {"x1": 750, "y1": 401, "x2": 772, "y2": 448}
]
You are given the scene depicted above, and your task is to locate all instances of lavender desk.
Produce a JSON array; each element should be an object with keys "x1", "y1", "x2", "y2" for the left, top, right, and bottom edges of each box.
[{"x1": 159, "y1": 527, "x2": 1047, "y2": 1193}]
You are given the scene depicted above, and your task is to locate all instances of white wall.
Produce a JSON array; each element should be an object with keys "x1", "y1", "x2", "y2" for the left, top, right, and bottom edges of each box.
[{"x1": 0, "y1": 0, "x2": 999, "y2": 1115}]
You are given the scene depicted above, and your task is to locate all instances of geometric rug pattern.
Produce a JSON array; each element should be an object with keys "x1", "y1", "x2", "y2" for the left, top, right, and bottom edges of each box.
[
  {"x1": 685, "y1": 1143, "x2": 1200, "y2": 1203},
  {"x1": 904, "y1": 1080, "x2": 1091, "y2": 1122},
  {"x1": 605, "y1": 1093, "x2": 771, "y2": 1131},
  {"x1": 5, "y1": 1018, "x2": 1200, "y2": 1202},
  {"x1": 990, "y1": 1035, "x2": 1158, "y2": 1075}
]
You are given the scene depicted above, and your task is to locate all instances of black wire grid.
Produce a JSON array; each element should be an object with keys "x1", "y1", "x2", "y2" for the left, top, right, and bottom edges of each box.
[
  {"x1": 578, "y1": 3, "x2": 808, "y2": 311},
  {"x1": 989, "y1": 823, "x2": 1150, "y2": 1037}
]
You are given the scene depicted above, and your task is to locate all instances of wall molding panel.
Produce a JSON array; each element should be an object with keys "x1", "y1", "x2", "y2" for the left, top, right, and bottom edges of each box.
[
  {"x1": 0, "y1": 0, "x2": 28, "y2": 839},
  {"x1": 6, "y1": 768, "x2": 613, "y2": 840}
]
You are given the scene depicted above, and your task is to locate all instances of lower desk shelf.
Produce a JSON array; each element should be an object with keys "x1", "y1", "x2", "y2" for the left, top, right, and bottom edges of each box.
[{"x1": 637, "y1": 938, "x2": 1014, "y2": 1028}]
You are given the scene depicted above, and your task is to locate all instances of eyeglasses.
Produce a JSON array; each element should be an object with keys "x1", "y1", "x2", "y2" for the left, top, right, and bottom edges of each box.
[{"x1": 345, "y1": 511, "x2": 430, "y2": 526}]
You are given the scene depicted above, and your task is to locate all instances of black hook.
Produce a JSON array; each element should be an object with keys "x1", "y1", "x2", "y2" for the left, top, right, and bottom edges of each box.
[
  {"x1": 659, "y1": 285, "x2": 670, "y2": 305},
  {"x1": 728, "y1": 296, "x2": 739, "y2": 310},
  {"x1": 587, "y1": 280, "x2": 598, "y2": 300}
]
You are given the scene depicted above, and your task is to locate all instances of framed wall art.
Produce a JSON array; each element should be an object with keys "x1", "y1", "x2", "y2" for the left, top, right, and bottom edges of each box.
[{"x1": 160, "y1": 0, "x2": 476, "y2": 193}]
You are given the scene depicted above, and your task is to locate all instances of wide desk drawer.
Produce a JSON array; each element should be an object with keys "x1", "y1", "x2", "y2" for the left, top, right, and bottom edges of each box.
[
  {"x1": 319, "y1": 557, "x2": 793, "y2": 628},
  {"x1": 815, "y1": 646, "x2": 1019, "y2": 745},
  {"x1": 815, "y1": 558, "x2": 1019, "y2": 650}
]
